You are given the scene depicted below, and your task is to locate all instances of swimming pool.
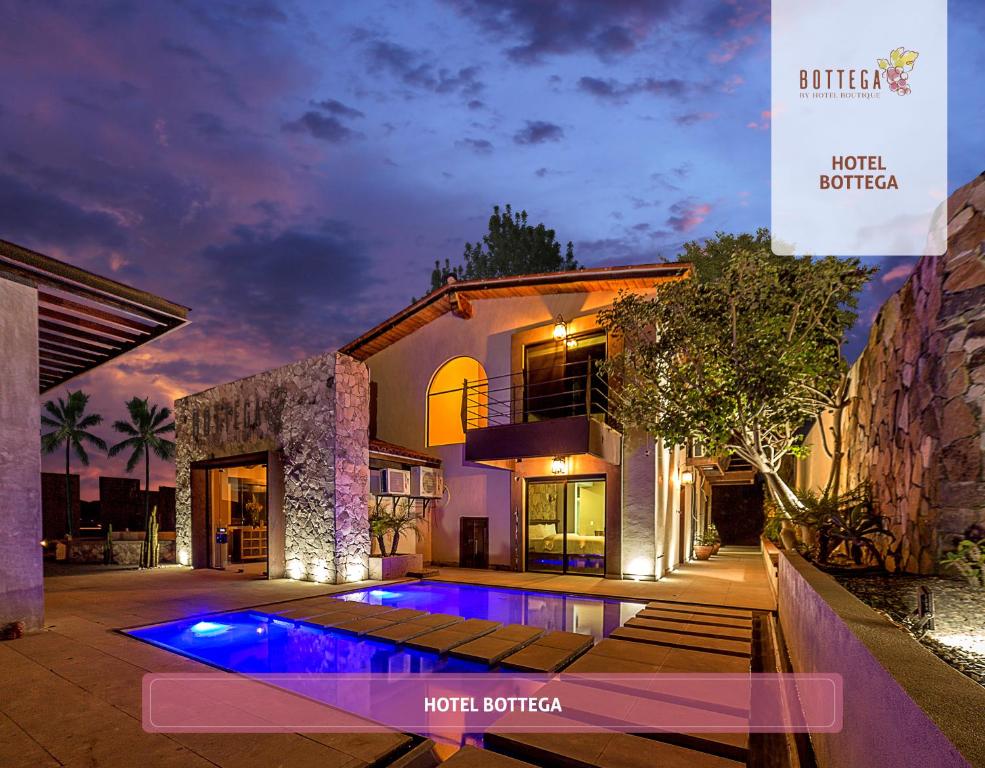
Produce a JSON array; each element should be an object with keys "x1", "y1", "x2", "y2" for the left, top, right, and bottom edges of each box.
[{"x1": 125, "y1": 581, "x2": 644, "y2": 674}]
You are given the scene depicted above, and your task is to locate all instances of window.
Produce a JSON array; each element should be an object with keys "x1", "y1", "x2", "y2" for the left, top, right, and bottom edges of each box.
[{"x1": 426, "y1": 356, "x2": 487, "y2": 446}]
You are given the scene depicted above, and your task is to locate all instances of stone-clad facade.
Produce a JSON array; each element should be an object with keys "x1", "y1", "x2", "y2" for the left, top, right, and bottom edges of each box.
[
  {"x1": 174, "y1": 351, "x2": 370, "y2": 583},
  {"x1": 801, "y1": 173, "x2": 985, "y2": 572}
]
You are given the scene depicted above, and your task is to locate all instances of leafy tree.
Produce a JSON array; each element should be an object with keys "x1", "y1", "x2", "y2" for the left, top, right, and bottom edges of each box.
[
  {"x1": 40, "y1": 391, "x2": 106, "y2": 538},
  {"x1": 109, "y1": 397, "x2": 175, "y2": 567},
  {"x1": 428, "y1": 204, "x2": 577, "y2": 292},
  {"x1": 600, "y1": 230, "x2": 873, "y2": 516}
]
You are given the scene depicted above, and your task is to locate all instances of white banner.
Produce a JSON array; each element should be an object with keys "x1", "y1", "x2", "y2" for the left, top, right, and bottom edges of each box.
[{"x1": 771, "y1": 0, "x2": 947, "y2": 256}]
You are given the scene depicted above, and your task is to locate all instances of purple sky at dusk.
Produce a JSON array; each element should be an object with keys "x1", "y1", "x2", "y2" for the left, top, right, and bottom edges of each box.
[{"x1": 1, "y1": 1, "x2": 982, "y2": 497}]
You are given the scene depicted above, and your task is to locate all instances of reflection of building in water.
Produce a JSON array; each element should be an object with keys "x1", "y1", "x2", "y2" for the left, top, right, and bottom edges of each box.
[{"x1": 208, "y1": 464, "x2": 267, "y2": 565}]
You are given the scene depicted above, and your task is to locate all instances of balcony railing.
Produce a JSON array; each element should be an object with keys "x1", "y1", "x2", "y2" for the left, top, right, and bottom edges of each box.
[{"x1": 457, "y1": 360, "x2": 614, "y2": 431}]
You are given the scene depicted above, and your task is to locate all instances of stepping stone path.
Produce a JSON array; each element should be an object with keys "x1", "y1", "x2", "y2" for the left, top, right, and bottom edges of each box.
[
  {"x1": 500, "y1": 631, "x2": 593, "y2": 672},
  {"x1": 406, "y1": 619, "x2": 502, "y2": 653},
  {"x1": 451, "y1": 624, "x2": 544, "y2": 665},
  {"x1": 365, "y1": 613, "x2": 464, "y2": 643},
  {"x1": 440, "y1": 745, "x2": 537, "y2": 768}
]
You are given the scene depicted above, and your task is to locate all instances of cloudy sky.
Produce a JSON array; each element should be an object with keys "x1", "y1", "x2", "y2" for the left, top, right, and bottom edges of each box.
[{"x1": 2, "y1": 0, "x2": 982, "y2": 495}]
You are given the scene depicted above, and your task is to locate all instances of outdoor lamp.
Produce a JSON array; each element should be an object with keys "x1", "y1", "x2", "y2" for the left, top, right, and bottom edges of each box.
[
  {"x1": 551, "y1": 456, "x2": 567, "y2": 475},
  {"x1": 552, "y1": 314, "x2": 567, "y2": 341},
  {"x1": 680, "y1": 468, "x2": 695, "y2": 485}
]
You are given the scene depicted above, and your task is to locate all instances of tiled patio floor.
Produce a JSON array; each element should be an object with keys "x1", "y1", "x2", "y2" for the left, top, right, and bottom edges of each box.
[
  {"x1": 431, "y1": 546, "x2": 775, "y2": 612},
  {"x1": 0, "y1": 546, "x2": 772, "y2": 768}
]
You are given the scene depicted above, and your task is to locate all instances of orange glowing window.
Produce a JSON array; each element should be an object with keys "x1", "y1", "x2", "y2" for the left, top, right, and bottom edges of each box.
[{"x1": 427, "y1": 356, "x2": 487, "y2": 447}]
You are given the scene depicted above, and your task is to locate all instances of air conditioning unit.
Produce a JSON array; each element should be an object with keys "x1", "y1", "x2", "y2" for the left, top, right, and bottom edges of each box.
[
  {"x1": 411, "y1": 466, "x2": 444, "y2": 498},
  {"x1": 378, "y1": 468, "x2": 411, "y2": 496}
]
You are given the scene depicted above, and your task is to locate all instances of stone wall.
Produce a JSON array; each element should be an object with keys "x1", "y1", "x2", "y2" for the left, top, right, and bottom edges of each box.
[
  {"x1": 174, "y1": 351, "x2": 370, "y2": 583},
  {"x1": 800, "y1": 173, "x2": 985, "y2": 572}
]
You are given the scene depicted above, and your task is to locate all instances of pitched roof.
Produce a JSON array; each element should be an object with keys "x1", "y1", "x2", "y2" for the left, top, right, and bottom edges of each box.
[
  {"x1": 340, "y1": 262, "x2": 691, "y2": 361},
  {"x1": 369, "y1": 437, "x2": 441, "y2": 467}
]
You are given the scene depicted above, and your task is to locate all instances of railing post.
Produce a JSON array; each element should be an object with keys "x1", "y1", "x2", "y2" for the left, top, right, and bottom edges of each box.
[
  {"x1": 461, "y1": 378, "x2": 469, "y2": 431},
  {"x1": 585, "y1": 365, "x2": 592, "y2": 416}
]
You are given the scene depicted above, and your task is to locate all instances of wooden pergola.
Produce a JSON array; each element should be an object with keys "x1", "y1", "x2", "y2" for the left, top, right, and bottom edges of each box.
[{"x1": 0, "y1": 239, "x2": 190, "y2": 391}]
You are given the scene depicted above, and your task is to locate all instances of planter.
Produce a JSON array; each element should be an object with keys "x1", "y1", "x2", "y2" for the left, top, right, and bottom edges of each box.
[
  {"x1": 694, "y1": 545, "x2": 714, "y2": 561},
  {"x1": 711, "y1": 542, "x2": 721, "y2": 555},
  {"x1": 368, "y1": 553, "x2": 423, "y2": 580}
]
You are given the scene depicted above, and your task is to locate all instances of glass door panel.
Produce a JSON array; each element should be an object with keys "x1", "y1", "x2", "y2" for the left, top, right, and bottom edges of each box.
[
  {"x1": 565, "y1": 480, "x2": 605, "y2": 575},
  {"x1": 526, "y1": 481, "x2": 564, "y2": 572},
  {"x1": 526, "y1": 478, "x2": 605, "y2": 575}
]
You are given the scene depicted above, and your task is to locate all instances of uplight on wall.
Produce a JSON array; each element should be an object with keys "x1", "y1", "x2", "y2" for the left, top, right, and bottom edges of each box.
[
  {"x1": 552, "y1": 314, "x2": 568, "y2": 341},
  {"x1": 551, "y1": 456, "x2": 567, "y2": 475},
  {"x1": 680, "y1": 468, "x2": 695, "y2": 485}
]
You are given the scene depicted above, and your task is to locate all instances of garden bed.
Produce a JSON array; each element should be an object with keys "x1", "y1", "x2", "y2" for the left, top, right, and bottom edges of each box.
[{"x1": 835, "y1": 572, "x2": 985, "y2": 686}]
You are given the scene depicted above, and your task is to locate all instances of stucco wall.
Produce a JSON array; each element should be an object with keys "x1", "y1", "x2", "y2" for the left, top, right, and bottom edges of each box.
[
  {"x1": 0, "y1": 278, "x2": 44, "y2": 631},
  {"x1": 798, "y1": 173, "x2": 985, "y2": 572},
  {"x1": 174, "y1": 351, "x2": 369, "y2": 583},
  {"x1": 365, "y1": 290, "x2": 631, "y2": 569},
  {"x1": 779, "y1": 552, "x2": 981, "y2": 768}
]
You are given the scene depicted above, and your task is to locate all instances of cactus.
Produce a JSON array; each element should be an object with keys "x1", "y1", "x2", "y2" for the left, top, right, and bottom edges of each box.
[
  {"x1": 103, "y1": 523, "x2": 113, "y2": 565},
  {"x1": 147, "y1": 505, "x2": 160, "y2": 568}
]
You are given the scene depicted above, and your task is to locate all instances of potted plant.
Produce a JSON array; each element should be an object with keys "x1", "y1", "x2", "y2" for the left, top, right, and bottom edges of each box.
[
  {"x1": 693, "y1": 533, "x2": 716, "y2": 561},
  {"x1": 368, "y1": 496, "x2": 426, "y2": 580},
  {"x1": 707, "y1": 523, "x2": 722, "y2": 554}
]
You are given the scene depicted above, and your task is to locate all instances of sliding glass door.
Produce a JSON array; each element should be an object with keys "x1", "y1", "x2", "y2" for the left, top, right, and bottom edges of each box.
[{"x1": 526, "y1": 478, "x2": 606, "y2": 575}]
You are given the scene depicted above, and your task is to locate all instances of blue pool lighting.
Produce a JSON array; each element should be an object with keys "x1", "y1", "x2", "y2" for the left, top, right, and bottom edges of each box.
[{"x1": 188, "y1": 620, "x2": 232, "y2": 637}]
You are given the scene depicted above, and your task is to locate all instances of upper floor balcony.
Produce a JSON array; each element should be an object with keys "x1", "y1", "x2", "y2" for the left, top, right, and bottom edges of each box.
[{"x1": 458, "y1": 359, "x2": 622, "y2": 465}]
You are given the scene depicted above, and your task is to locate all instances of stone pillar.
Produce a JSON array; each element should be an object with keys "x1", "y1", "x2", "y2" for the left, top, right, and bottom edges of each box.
[
  {"x1": 0, "y1": 278, "x2": 43, "y2": 631},
  {"x1": 620, "y1": 428, "x2": 657, "y2": 579},
  {"x1": 332, "y1": 352, "x2": 370, "y2": 583}
]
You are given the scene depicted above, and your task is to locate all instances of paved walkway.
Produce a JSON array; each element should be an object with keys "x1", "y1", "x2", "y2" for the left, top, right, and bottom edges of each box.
[
  {"x1": 0, "y1": 566, "x2": 413, "y2": 768},
  {"x1": 432, "y1": 546, "x2": 775, "y2": 612},
  {"x1": 0, "y1": 547, "x2": 773, "y2": 768}
]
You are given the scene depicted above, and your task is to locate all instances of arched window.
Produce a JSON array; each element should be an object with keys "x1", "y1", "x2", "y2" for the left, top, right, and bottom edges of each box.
[{"x1": 427, "y1": 356, "x2": 487, "y2": 447}]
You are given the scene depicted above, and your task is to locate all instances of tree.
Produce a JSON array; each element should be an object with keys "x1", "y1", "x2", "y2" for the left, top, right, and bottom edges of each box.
[
  {"x1": 109, "y1": 397, "x2": 175, "y2": 567},
  {"x1": 40, "y1": 391, "x2": 106, "y2": 538},
  {"x1": 599, "y1": 229, "x2": 873, "y2": 516},
  {"x1": 428, "y1": 204, "x2": 577, "y2": 292}
]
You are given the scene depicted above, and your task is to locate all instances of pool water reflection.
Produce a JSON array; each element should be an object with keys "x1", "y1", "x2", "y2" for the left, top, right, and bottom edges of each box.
[{"x1": 339, "y1": 581, "x2": 643, "y2": 641}]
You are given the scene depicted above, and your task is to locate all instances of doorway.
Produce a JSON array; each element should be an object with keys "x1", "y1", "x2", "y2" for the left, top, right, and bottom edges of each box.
[
  {"x1": 192, "y1": 454, "x2": 269, "y2": 577},
  {"x1": 526, "y1": 477, "x2": 606, "y2": 575},
  {"x1": 459, "y1": 517, "x2": 489, "y2": 568}
]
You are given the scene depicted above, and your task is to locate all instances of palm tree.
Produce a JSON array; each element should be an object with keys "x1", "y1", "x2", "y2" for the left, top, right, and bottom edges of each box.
[
  {"x1": 109, "y1": 397, "x2": 175, "y2": 567},
  {"x1": 41, "y1": 391, "x2": 106, "y2": 538}
]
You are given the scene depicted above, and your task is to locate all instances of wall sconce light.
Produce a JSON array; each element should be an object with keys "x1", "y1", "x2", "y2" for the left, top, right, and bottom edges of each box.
[
  {"x1": 680, "y1": 468, "x2": 695, "y2": 485},
  {"x1": 552, "y1": 314, "x2": 568, "y2": 341},
  {"x1": 551, "y1": 456, "x2": 567, "y2": 475}
]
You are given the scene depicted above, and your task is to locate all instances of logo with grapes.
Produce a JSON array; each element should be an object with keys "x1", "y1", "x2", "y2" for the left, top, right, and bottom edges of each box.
[{"x1": 877, "y1": 47, "x2": 919, "y2": 95}]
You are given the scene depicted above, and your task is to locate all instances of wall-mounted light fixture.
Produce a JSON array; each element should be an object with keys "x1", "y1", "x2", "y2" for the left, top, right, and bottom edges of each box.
[
  {"x1": 680, "y1": 468, "x2": 695, "y2": 485},
  {"x1": 552, "y1": 314, "x2": 568, "y2": 341},
  {"x1": 551, "y1": 456, "x2": 567, "y2": 475}
]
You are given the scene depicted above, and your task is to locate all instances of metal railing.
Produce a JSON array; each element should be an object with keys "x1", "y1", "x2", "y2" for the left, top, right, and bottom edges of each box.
[{"x1": 452, "y1": 360, "x2": 614, "y2": 431}]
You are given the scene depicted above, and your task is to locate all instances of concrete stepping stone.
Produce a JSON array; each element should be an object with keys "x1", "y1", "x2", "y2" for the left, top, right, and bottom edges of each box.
[
  {"x1": 406, "y1": 619, "x2": 501, "y2": 653},
  {"x1": 328, "y1": 601, "x2": 397, "y2": 617},
  {"x1": 332, "y1": 616, "x2": 401, "y2": 636},
  {"x1": 609, "y1": 626, "x2": 750, "y2": 657},
  {"x1": 564, "y1": 653, "x2": 661, "y2": 673},
  {"x1": 659, "y1": 647, "x2": 750, "y2": 674},
  {"x1": 450, "y1": 624, "x2": 543, "y2": 665},
  {"x1": 407, "y1": 568, "x2": 440, "y2": 578},
  {"x1": 580, "y1": 638, "x2": 672, "y2": 668},
  {"x1": 364, "y1": 614, "x2": 464, "y2": 643},
  {"x1": 636, "y1": 609, "x2": 752, "y2": 630},
  {"x1": 439, "y1": 745, "x2": 537, "y2": 768},
  {"x1": 645, "y1": 601, "x2": 753, "y2": 620},
  {"x1": 625, "y1": 616, "x2": 752, "y2": 641},
  {"x1": 304, "y1": 612, "x2": 374, "y2": 629},
  {"x1": 276, "y1": 602, "x2": 354, "y2": 620},
  {"x1": 500, "y1": 631, "x2": 593, "y2": 672},
  {"x1": 486, "y1": 731, "x2": 741, "y2": 768},
  {"x1": 379, "y1": 608, "x2": 428, "y2": 622}
]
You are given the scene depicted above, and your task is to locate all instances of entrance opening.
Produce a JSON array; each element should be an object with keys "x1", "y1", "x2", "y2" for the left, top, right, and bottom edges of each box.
[
  {"x1": 198, "y1": 457, "x2": 268, "y2": 577},
  {"x1": 526, "y1": 477, "x2": 605, "y2": 575}
]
